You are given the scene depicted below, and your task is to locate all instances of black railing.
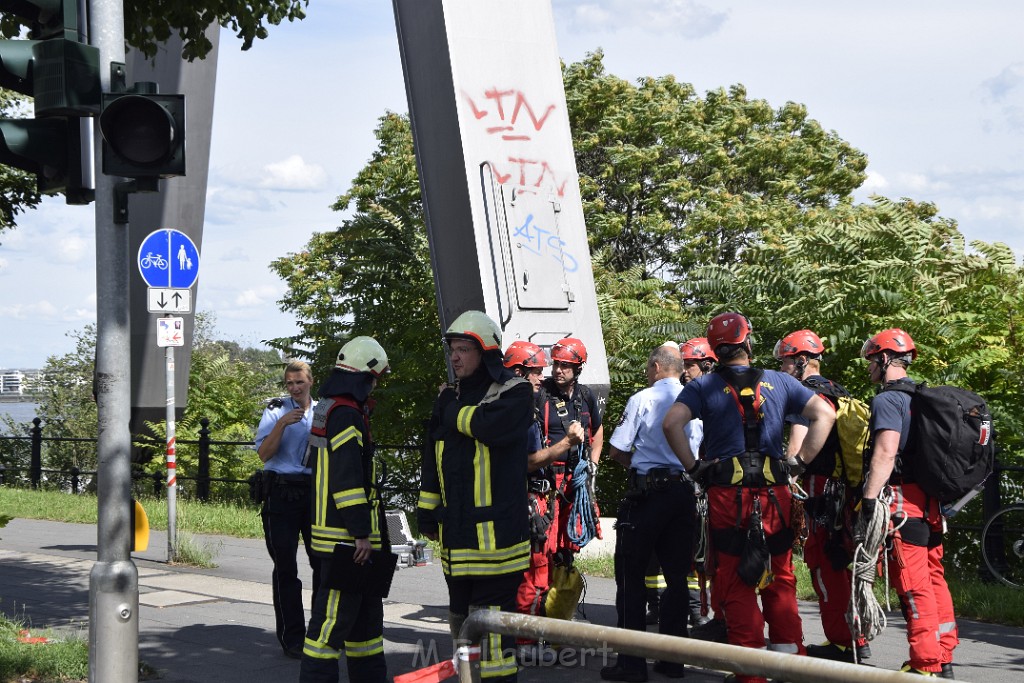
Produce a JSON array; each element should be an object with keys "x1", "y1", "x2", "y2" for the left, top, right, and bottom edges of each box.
[{"x1": 0, "y1": 416, "x2": 425, "y2": 505}]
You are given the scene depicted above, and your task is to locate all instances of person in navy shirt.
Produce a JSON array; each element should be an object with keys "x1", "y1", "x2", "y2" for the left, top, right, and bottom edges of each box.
[
  {"x1": 255, "y1": 360, "x2": 321, "y2": 659},
  {"x1": 858, "y1": 328, "x2": 957, "y2": 678},
  {"x1": 663, "y1": 313, "x2": 834, "y2": 683}
]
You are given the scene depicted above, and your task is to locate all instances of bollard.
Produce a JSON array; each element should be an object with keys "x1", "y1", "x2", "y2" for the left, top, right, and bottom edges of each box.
[
  {"x1": 197, "y1": 417, "x2": 211, "y2": 501},
  {"x1": 30, "y1": 417, "x2": 42, "y2": 488}
]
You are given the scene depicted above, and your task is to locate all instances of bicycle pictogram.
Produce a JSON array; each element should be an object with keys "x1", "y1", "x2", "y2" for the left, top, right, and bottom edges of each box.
[{"x1": 141, "y1": 252, "x2": 168, "y2": 270}]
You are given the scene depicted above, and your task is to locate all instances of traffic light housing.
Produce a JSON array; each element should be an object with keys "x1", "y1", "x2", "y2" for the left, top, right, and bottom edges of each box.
[
  {"x1": 0, "y1": 0, "x2": 99, "y2": 204},
  {"x1": 99, "y1": 84, "x2": 186, "y2": 180}
]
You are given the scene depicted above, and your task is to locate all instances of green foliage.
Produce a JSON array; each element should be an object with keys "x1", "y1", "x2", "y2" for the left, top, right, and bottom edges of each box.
[
  {"x1": 0, "y1": 615, "x2": 88, "y2": 682},
  {"x1": 689, "y1": 196, "x2": 1024, "y2": 462},
  {"x1": 269, "y1": 112, "x2": 443, "y2": 461},
  {"x1": 24, "y1": 325, "x2": 99, "y2": 488},
  {"x1": 0, "y1": 1, "x2": 309, "y2": 61},
  {"x1": 0, "y1": 90, "x2": 40, "y2": 235},
  {"x1": 138, "y1": 313, "x2": 280, "y2": 497},
  {"x1": 563, "y1": 51, "x2": 867, "y2": 281}
]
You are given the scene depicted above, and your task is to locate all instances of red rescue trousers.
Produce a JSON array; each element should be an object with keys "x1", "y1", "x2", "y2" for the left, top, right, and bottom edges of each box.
[
  {"x1": 516, "y1": 468, "x2": 576, "y2": 620},
  {"x1": 887, "y1": 483, "x2": 958, "y2": 673},
  {"x1": 801, "y1": 474, "x2": 864, "y2": 648},
  {"x1": 710, "y1": 483, "x2": 804, "y2": 683}
]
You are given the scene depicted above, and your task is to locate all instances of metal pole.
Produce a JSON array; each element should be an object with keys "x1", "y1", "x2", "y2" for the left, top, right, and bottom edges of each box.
[
  {"x1": 457, "y1": 611, "x2": 961, "y2": 683},
  {"x1": 165, "y1": 345, "x2": 176, "y2": 559},
  {"x1": 87, "y1": 1, "x2": 138, "y2": 682}
]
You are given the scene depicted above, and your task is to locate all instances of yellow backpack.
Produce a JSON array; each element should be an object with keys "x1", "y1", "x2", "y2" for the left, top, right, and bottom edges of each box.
[{"x1": 803, "y1": 377, "x2": 870, "y2": 487}]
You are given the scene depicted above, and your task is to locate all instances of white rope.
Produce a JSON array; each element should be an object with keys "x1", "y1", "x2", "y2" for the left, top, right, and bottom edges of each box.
[{"x1": 846, "y1": 488, "x2": 893, "y2": 663}]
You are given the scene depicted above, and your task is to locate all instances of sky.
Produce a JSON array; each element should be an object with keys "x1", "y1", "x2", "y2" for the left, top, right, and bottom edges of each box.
[{"x1": 2, "y1": 0, "x2": 1023, "y2": 370}]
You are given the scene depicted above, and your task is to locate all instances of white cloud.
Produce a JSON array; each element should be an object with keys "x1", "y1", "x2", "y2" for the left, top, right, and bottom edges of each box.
[
  {"x1": 235, "y1": 285, "x2": 282, "y2": 308},
  {"x1": 861, "y1": 171, "x2": 888, "y2": 192},
  {"x1": 258, "y1": 155, "x2": 329, "y2": 192},
  {"x1": 982, "y1": 63, "x2": 1024, "y2": 102},
  {"x1": 54, "y1": 234, "x2": 88, "y2": 264},
  {"x1": 553, "y1": 0, "x2": 726, "y2": 37}
]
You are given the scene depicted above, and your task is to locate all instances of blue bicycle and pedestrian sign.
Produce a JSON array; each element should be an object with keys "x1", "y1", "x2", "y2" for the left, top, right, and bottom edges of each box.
[{"x1": 138, "y1": 229, "x2": 200, "y2": 289}]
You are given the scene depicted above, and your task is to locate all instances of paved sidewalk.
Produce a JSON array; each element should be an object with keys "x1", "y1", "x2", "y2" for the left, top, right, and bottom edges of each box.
[{"x1": 1, "y1": 518, "x2": 1021, "y2": 682}]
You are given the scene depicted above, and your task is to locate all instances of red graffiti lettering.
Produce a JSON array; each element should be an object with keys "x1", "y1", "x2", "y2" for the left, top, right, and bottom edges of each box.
[{"x1": 462, "y1": 88, "x2": 557, "y2": 141}]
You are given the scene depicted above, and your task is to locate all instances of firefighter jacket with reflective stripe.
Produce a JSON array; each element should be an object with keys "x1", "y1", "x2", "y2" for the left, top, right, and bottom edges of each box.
[
  {"x1": 418, "y1": 375, "x2": 533, "y2": 578},
  {"x1": 308, "y1": 395, "x2": 385, "y2": 557}
]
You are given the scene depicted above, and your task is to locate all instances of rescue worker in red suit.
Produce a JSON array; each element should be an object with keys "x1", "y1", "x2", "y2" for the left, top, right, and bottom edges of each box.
[
  {"x1": 300, "y1": 336, "x2": 390, "y2": 683},
  {"x1": 418, "y1": 311, "x2": 534, "y2": 683},
  {"x1": 663, "y1": 313, "x2": 835, "y2": 683},
  {"x1": 537, "y1": 337, "x2": 604, "y2": 568},
  {"x1": 504, "y1": 341, "x2": 585, "y2": 653},
  {"x1": 857, "y1": 328, "x2": 957, "y2": 678},
  {"x1": 776, "y1": 329, "x2": 871, "y2": 664}
]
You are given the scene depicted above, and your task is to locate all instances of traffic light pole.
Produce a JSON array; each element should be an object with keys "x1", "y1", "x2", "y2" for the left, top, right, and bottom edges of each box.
[{"x1": 87, "y1": 1, "x2": 139, "y2": 682}]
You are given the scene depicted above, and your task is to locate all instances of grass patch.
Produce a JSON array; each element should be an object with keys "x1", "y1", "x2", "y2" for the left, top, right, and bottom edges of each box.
[
  {"x1": 5, "y1": 488, "x2": 1024, "y2": 627},
  {"x1": 0, "y1": 488, "x2": 263, "y2": 539},
  {"x1": 575, "y1": 552, "x2": 614, "y2": 579},
  {"x1": 0, "y1": 614, "x2": 88, "y2": 683},
  {"x1": 170, "y1": 531, "x2": 220, "y2": 568}
]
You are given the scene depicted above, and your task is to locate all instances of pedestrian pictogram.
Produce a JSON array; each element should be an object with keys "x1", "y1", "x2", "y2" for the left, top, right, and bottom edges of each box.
[{"x1": 138, "y1": 229, "x2": 199, "y2": 289}]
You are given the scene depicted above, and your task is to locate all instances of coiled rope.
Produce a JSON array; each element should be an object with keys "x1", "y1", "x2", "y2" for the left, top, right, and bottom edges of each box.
[
  {"x1": 566, "y1": 447, "x2": 598, "y2": 548},
  {"x1": 846, "y1": 488, "x2": 894, "y2": 662}
]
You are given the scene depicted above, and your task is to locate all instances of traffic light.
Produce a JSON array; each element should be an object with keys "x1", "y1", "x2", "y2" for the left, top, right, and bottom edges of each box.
[
  {"x1": 99, "y1": 82, "x2": 186, "y2": 180},
  {"x1": 0, "y1": 0, "x2": 100, "y2": 204}
]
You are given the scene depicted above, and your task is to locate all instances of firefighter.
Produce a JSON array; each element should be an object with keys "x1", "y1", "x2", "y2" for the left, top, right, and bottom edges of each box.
[
  {"x1": 299, "y1": 336, "x2": 390, "y2": 683},
  {"x1": 602, "y1": 342, "x2": 694, "y2": 681},
  {"x1": 663, "y1": 313, "x2": 835, "y2": 683},
  {"x1": 775, "y1": 329, "x2": 870, "y2": 664},
  {"x1": 858, "y1": 328, "x2": 957, "y2": 678},
  {"x1": 505, "y1": 341, "x2": 585, "y2": 659},
  {"x1": 418, "y1": 311, "x2": 534, "y2": 682},
  {"x1": 537, "y1": 337, "x2": 604, "y2": 569}
]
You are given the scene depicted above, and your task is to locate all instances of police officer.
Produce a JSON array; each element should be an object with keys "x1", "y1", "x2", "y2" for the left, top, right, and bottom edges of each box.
[
  {"x1": 663, "y1": 313, "x2": 835, "y2": 683},
  {"x1": 255, "y1": 360, "x2": 322, "y2": 659},
  {"x1": 299, "y1": 336, "x2": 390, "y2": 683},
  {"x1": 858, "y1": 328, "x2": 957, "y2": 678},
  {"x1": 418, "y1": 311, "x2": 534, "y2": 683},
  {"x1": 602, "y1": 342, "x2": 694, "y2": 681},
  {"x1": 775, "y1": 329, "x2": 870, "y2": 664}
]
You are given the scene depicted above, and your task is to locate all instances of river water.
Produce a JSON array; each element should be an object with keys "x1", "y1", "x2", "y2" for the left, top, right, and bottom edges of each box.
[{"x1": 0, "y1": 402, "x2": 40, "y2": 433}]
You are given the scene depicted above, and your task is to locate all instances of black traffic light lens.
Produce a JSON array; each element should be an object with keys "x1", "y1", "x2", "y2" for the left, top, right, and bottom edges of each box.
[{"x1": 100, "y1": 94, "x2": 175, "y2": 165}]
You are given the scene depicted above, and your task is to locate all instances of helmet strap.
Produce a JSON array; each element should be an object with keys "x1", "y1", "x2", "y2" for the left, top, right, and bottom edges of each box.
[{"x1": 794, "y1": 356, "x2": 807, "y2": 380}]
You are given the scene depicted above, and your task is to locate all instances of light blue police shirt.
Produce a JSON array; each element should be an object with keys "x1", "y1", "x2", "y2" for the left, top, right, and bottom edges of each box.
[
  {"x1": 609, "y1": 377, "x2": 701, "y2": 474},
  {"x1": 254, "y1": 396, "x2": 316, "y2": 476}
]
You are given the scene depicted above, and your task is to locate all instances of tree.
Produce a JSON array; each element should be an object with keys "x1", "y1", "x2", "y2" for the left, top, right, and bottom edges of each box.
[
  {"x1": 138, "y1": 312, "x2": 283, "y2": 500},
  {"x1": 0, "y1": 90, "x2": 43, "y2": 238},
  {"x1": 269, "y1": 113, "x2": 441, "y2": 450},
  {"x1": 0, "y1": 1, "x2": 309, "y2": 61},
  {"x1": 563, "y1": 51, "x2": 868, "y2": 283},
  {"x1": 5, "y1": 325, "x2": 98, "y2": 489}
]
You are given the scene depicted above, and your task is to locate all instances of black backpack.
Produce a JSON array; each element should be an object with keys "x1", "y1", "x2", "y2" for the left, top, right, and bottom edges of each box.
[{"x1": 882, "y1": 382, "x2": 994, "y2": 502}]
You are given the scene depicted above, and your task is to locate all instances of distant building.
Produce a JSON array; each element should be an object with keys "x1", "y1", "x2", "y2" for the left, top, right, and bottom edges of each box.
[{"x1": 0, "y1": 369, "x2": 42, "y2": 396}]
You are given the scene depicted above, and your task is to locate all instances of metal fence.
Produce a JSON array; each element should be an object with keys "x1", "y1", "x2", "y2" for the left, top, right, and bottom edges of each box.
[
  {"x1": 0, "y1": 416, "x2": 424, "y2": 507},
  {"x1": 2, "y1": 413, "x2": 1022, "y2": 537}
]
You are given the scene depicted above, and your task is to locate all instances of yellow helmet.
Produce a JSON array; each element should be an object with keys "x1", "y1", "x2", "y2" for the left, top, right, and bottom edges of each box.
[
  {"x1": 445, "y1": 310, "x2": 502, "y2": 352},
  {"x1": 335, "y1": 336, "x2": 390, "y2": 377}
]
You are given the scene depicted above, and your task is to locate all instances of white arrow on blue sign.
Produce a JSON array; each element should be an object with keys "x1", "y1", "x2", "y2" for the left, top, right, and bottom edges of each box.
[{"x1": 138, "y1": 228, "x2": 200, "y2": 289}]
